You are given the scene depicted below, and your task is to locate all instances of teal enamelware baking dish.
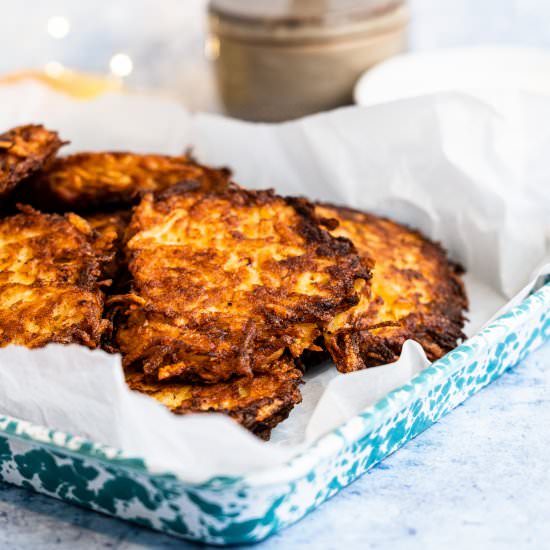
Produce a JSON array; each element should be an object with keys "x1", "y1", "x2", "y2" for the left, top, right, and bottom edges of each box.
[{"x1": 0, "y1": 282, "x2": 548, "y2": 544}]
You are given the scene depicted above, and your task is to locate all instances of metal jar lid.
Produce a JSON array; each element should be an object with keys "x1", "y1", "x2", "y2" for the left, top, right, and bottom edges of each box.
[{"x1": 209, "y1": 0, "x2": 407, "y2": 44}]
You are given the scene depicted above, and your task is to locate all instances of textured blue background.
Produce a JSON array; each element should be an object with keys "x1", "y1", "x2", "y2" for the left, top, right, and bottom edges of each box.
[{"x1": 0, "y1": 1, "x2": 549, "y2": 548}]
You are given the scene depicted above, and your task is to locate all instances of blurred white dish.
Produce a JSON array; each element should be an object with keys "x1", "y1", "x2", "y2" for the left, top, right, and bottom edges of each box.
[{"x1": 354, "y1": 46, "x2": 550, "y2": 106}]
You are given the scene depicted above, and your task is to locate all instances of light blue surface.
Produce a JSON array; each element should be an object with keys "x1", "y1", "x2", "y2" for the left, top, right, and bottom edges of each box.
[{"x1": 1, "y1": 0, "x2": 549, "y2": 548}]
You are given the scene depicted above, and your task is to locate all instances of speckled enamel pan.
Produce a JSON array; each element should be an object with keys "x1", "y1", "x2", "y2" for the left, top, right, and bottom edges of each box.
[{"x1": 0, "y1": 280, "x2": 548, "y2": 545}]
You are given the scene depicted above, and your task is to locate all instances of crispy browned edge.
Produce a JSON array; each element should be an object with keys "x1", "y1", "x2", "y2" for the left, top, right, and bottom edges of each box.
[
  {"x1": 23, "y1": 151, "x2": 233, "y2": 212},
  {"x1": 112, "y1": 185, "x2": 371, "y2": 384},
  {"x1": 86, "y1": 209, "x2": 132, "y2": 283},
  {"x1": 125, "y1": 356, "x2": 303, "y2": 440},
  {"x1": 317, "y1": 203, "x2": 468, "y2": 369},
  {"x1": 0, "y1": 205, "x2": 110, "y2": 348},
  {"x1": 0, "y1": 125, "x2": 65, "y2": 198}
]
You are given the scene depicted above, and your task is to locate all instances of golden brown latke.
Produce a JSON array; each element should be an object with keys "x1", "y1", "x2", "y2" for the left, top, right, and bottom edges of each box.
[
  {"x1": 85, "y1": 210, "x2": 131, "y2": 283},
  {"x1": 27, "y1": 151, "x2": 232, "y2": 211},
  {"x1": 125, "y1": 356, "x2": 303, "y2": 439},
  {"x1": 316, "y1": 204, "x2": 467, "y2": 370},
  {"x1": 0, "y1": 125, "x2": 64, "y2": 199},
  {"x1": 112, "y1": 187, "x2": 371, "y2": 384},
  {"x1": 0, "y1": 206, "x2": 109, "y2": 348}
]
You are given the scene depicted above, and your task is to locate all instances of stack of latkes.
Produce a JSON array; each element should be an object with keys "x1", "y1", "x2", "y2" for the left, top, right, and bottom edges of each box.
[{"x1": 0, "y1": 124, "x2": 467, "y2": 439}]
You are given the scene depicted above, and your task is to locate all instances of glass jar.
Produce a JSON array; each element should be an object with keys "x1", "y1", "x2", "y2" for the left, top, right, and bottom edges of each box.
[{"x1": 208, "y1": 0, "x2": 409, "y2": 121}]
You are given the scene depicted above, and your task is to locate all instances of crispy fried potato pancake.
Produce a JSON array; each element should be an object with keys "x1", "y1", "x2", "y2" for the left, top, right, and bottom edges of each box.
[
  {"x1": 0, "y1": 125, "x2": 64, "y2": 199},
  {"x1": 113, "y1": 187, "x2": 371, "y2": 383},
  {"x1": 85, "y1": 210, "x2": 131, "y2": 282},
  {"x1": 0, "y1": 206, "x2": 109, "y2": 348},
  {"x1": 316, "y1": 204, "x2": 468, "y2": 370},
  {"x1": 125, "y1": 356, "x2": 302, "y2": 439},
  {"x1": 28, "y1": 152, "x2": 232, "y2": 210}
]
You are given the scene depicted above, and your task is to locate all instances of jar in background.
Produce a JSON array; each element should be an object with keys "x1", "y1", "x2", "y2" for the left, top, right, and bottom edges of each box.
[{"x1": 208, "y1": 0, "x2": 409, "y2": 122}]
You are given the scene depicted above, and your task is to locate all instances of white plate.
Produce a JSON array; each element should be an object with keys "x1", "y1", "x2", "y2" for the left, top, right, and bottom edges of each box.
[{"x1": 354, "y1": 46, "x2": 550, "y2": 106}]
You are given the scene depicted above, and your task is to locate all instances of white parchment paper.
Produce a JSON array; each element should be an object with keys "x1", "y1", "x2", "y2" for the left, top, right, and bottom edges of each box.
[{"x1": 0, "y1": 82, "x2": 548, "y2": 482}]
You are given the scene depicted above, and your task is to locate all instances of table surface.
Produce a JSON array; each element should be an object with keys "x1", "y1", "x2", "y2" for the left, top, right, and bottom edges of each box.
[{"x1": 1, "y1": 1, "x2": 550, "y2": 548}]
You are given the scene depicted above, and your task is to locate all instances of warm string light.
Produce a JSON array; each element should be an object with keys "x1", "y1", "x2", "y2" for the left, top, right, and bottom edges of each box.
[
  {"x1": 44, "y1": 61, "x2": 65, "y2": 78},
  {"x1": 45, "y1": 16, "x2": 68, "y2": 79},
  {"x1": 109, "y1": 53, "x2": 133, "y2": 77},
  {"x1": 47, "y1": 16, "x2": 70, "y2": 39},
  {"x1": 45, "y1": 15, "x2": 134, "y2": 81}
]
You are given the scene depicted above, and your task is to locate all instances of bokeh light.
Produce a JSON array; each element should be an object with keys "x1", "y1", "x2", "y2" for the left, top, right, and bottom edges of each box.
[
  {"x1": 44, "y1": 60, "x2": 65, "y2": 77},
  {"x1": 109, "y1": 53, "x2": 133, "y2": 77},
  {"x1": 47, "y1": 16, "x2": 71, "y2": 39}
]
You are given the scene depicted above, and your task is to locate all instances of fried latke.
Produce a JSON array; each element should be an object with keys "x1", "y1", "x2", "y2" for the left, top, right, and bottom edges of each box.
[
  {"x1": 27, "y1": 152, "x2": 232, "y2": 211},
  {"x1": 125, "y1": 356, "x2": 303, "y2": 439},
  {"x1": 0, "y1": 125, "x2": 64, "y2": 199},
  {"x1": 0, "y1": 206, "x2": 109, "y2": 348},
  {"x1": 113, "y1": 187, "x2": 371, "y2": 383},
  {"x1": 316, "y1": 204, "x2": 467, "y2": 370}
]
